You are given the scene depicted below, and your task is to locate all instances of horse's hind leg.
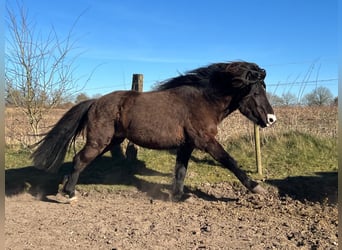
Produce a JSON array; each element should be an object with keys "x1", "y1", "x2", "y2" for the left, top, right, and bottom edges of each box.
[
  {"x1": 109, "y1": 138, "x2": 125, "y2": 160},
  {"x1": 62, "y1": 142, "x2": 104, "y2": 200},
  {"x1": 62, "y1": 127, "x2": 115, "y2": 199},
  {"x1": 172, "y1": 144, "x2": 194, "y2": 201}
]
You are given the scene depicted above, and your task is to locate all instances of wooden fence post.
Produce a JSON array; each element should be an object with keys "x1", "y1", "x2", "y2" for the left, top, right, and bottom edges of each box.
[
  {"x1": 125, "y1": 74, "x2": 143, "y2": 160},
  {"x1": 131, "y1": 74, "x2": 143, "y2": 92},
  {"x1": 254, "y1": 124, "x2": 262, "y2": 175}
]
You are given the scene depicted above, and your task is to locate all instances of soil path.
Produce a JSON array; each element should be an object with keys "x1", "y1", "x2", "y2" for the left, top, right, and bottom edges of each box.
[{"x1": 5, "y1": 185, "x2": 338, "y2": 250}]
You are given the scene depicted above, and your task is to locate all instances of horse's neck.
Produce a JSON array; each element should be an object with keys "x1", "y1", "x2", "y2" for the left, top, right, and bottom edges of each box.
[{"x1": 212, "y1": 95, "x2": 239, "y2": 123}]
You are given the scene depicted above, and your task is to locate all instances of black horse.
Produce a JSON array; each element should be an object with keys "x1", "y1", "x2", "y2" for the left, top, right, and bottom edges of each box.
[{"x1": 32, "y1": 61, "x2": 276, "y2": 201}]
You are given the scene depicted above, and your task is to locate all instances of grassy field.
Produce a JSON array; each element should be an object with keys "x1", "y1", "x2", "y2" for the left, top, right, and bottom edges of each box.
[
  {"x1": 5, "y1": 106, "x2": 337, "y2": 203},
  {"x1": 5, "y1": 132, "x2": 337, "y2": 203}
]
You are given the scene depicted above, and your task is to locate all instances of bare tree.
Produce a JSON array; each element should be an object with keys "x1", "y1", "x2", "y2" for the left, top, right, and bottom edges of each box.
[
  {"x1": 333, "y1": 96, "x2": 338, "y2": 106},
  {"x1": 5, "y1": 3, "x2": 82, "y2": 139},
  {"x1": 281, "y1": 91, "x2": 297, "y2": 106},
  {"x1": 75, "y1": 93, "x2": 90, "y2": 104},
  {"x1": 303, "y1": 86, "x2": 333, "y2": 106},
  {"x1": 266, "y1": 92, "x2": 283, "y2": 106}
]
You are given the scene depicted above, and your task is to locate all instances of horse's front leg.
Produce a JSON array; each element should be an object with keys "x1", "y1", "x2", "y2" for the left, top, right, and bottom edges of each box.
[
  {"x1": 172, "y1": 144, "x2": 194, "y2": 201},
  {"x1": 204, "y1": 138, "x2": 266, "y2": 194}
]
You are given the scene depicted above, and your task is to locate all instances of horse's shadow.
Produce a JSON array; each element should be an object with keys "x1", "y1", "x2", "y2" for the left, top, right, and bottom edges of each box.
[
  {"x1": 266, "y1": 172, "x2": 338, "y2": 204},
  {"x1": 5, "y1": 153, "x2": 170, "y2": 201}
]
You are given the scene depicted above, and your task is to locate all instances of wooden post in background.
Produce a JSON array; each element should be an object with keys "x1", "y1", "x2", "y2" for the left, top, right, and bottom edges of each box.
[
  {"x1": 254, "y1": 124, "x2": 262, "y2": 175},
  {"x1": 131, "y1": 74, "x2": 143, "y2": 92},
  {"x1": 125, "y1": 74, "x2": 143, "y2": 160}
]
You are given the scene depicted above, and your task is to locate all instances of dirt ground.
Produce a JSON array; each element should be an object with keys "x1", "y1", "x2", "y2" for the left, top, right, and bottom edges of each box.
[{"x1": 5, "y1": 183, "x2": 338, "y2": 250}]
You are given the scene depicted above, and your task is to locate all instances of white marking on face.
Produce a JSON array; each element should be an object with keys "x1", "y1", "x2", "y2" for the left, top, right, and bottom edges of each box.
[{"x1": 266, "y1": 114, "x2": 277, "y2": 126}]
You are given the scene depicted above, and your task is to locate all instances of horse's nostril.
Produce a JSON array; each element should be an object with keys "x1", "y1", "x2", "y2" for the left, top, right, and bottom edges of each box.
[{"x1": 267, "y1": 114, "x2": 277, "y2": 125}]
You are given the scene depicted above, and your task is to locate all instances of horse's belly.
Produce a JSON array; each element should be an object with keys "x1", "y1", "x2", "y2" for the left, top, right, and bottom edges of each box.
[{"x1": 126, "y1": 122, "x2": 185, "y2": 149}]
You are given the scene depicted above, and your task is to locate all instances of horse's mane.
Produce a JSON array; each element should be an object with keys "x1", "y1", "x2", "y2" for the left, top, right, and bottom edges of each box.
[{"x1": 155, "y1": 61, "x2": 265, "y2": 91}]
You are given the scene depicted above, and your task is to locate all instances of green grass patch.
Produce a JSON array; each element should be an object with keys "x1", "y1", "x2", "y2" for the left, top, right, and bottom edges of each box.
[
  {"x1": 5, "y1": 146, "x2": 32, "y2": 169},
  {"x1": 223, "y1": 131, "x2": 337, "y2": 179}
]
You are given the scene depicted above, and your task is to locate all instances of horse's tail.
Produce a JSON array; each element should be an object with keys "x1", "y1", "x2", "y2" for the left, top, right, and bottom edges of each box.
[{"x1": 31, "y1": 99, "x2": 96, "y2": 173}]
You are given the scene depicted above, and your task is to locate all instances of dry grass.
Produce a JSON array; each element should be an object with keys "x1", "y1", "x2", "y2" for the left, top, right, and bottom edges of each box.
[
  {"x1": 5, "y1": 108, "x2": 67, "y2": 146},
  {"x1": 217, "y1": 106, "x2": 337, "y2": 142},
  {"x1": 5, "y1": 106, "x2": 337, "y2": 147}
]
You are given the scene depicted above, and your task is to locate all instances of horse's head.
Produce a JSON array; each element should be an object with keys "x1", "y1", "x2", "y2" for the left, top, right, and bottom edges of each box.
[{"x1": 231, "y1": 62, "x2": 276, "y2": 128}]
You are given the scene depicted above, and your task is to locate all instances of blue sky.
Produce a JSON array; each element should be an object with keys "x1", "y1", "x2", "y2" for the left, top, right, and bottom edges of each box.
[{"x1": 6, "y1": 0, "x2": 338, "y2": 99}]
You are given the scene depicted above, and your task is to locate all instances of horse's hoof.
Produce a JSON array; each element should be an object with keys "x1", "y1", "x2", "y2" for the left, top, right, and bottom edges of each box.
[
  {"x1": 55, "y1": 191, "x2": 78, "y2": 204},
  {"x1": 171, "y1": 192, "x2": 184, "y2": 202},
  {"x1": 251, "y1": 184, "x2": 267, "y2": 194},
  {"x1": 67, "y1": 195, "x2": 78, "y2": 203}
]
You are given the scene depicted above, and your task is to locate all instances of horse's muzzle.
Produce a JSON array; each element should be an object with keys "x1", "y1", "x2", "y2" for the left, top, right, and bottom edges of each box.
[{"x1": 266, "y1": 114, "x2": 277, "y2": 127}]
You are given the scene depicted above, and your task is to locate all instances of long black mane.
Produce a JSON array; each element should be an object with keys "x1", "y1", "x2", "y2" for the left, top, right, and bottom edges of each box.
[{"x1": 156, "y1": 61, "x2": 266, "y2": 91}]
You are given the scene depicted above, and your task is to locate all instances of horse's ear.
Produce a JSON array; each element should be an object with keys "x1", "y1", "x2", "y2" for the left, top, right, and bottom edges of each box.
[
  {"x1": 260, "y1": 69, "x2": 266, "y2": 79},
  {"x1": 246, "y1": 69, "x2": 266, "y2": 81}
]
